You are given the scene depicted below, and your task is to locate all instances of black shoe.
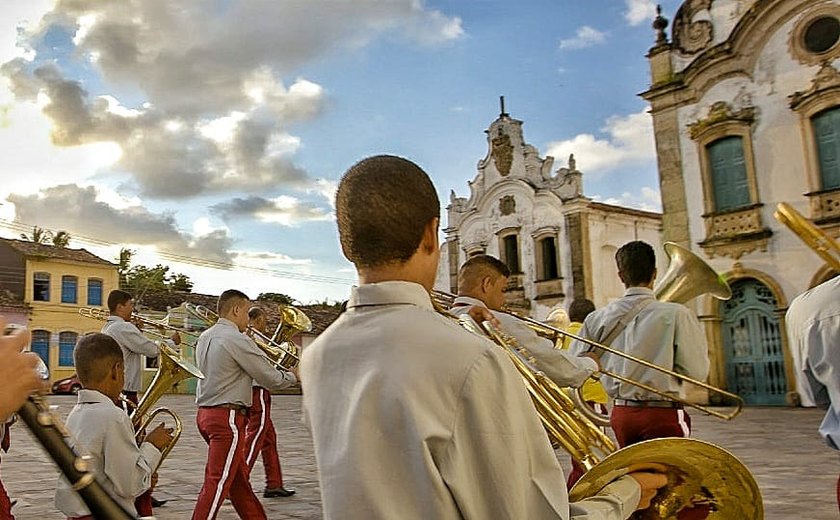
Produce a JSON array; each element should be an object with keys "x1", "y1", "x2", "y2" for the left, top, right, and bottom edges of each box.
[
  {"x1": 263, "y1": 487, "x2": 295, "y2": 498},
  {"x1": 151, "y1": 497, "x2": 168, "y2": 508}
]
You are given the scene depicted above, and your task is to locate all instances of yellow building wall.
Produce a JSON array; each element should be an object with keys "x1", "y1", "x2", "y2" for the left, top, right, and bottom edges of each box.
[{"x1": 25, "y1": 258, "x2": 119, "y2": 384}]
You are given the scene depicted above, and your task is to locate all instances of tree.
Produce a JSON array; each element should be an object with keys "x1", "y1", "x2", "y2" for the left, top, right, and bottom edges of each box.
[
  {"x1": 168, "y1": 273, "x2": 194, "y2": 293},
  {"x1": 51, "y1": 230, "x2": 71, "y2": 247},
  {"x1": 257, "y1": 292, "x2": 296, "y2": 305},
  {"x1": 117, "y1": 248, "x2": 135, "y2": 289},
  {"x1": 20, "y1": 226, "x2": 51, "y2": 244}
]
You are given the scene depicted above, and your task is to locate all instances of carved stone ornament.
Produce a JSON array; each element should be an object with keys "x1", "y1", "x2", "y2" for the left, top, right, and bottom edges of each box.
[
  {"x1": 499, "y1": 195, "x2": 516, "y2": 216},
  {"x1": 688, "y1": 101, "x2": 756, "y2": 140},
  {"x1": 789, "y1": 63, "x2": 840, "y2": 110},
  {"x1": 671, "y1": 0, "x2": 714, "y2": 55},
  {"x1": 492, "y1": 129, "x2": 513, "y2": 176}
]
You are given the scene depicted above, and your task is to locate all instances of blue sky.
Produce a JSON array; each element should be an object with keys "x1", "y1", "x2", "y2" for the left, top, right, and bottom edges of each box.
[{"x1": 0, "y1": 0, "x2": 678, "y2": 303}]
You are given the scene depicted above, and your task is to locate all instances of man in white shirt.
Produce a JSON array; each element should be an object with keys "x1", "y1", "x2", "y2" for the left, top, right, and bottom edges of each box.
[
  {"x1": 569, "y1": 241, "x2": 710, "y2": 448},
  {"x1": 192, "y1": 290, "x2": 298, "y2": 520},
  {"x1": 55, "y1": 333, "x2": 172, "y2": 520},
  {"x1": 786, "y1": 275, "x2": 840, "y2": 513},
  {"x1": 449, "y1": 254, "x2": 599, "y2": 388},
  {"x1": 302, "y1": 154, "x2": 667, "y2": 520}
]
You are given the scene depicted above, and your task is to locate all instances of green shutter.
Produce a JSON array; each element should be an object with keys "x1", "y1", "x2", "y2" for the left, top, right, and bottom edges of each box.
[
  {"x1": 708, "y1": 136, "x2": 751, "y2": 212},
  {"x1": 812, "y1": 108, "x2": 840, "y2": 191}
]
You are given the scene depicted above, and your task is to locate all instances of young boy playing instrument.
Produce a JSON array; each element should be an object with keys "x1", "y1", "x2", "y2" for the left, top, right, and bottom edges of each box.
[{"x1": 54, "y1": 333, "x2": 173, "y2": 520}]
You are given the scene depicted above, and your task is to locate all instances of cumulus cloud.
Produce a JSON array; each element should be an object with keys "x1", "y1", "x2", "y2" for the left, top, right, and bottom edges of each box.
[
  {"x1": 2, "y1": 0, "x2": 462, "y2": 198},
  {"x1": 624, "y1": 0, "x2": 658, "y2": 26},
  {"x1": 6, "y1": 184, "x2": 234, "y2": 261},
  {"x1": 558, "y1": 26, "x2": 606, "y2": 50},
  {"x1": 232, "y1": 250, "x2": 312, "y2": 267},
  {"x1": 545, "y1": 110, "x2": 656, "y2": 178},
  {"x1": 592, "y1": 186, "x2": 662, "y2": 212},
  {"x1": 211, "y1": 195, "x2": 333, "y2": 226}
]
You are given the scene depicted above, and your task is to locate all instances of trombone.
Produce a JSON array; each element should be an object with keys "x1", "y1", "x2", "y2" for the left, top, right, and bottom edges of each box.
[
  {"x1": 774, "y1": 201, "x2": 840, "y2": 270},
  {"x1": 183, "y1": 302, "x2": 308, "y2": 369}
]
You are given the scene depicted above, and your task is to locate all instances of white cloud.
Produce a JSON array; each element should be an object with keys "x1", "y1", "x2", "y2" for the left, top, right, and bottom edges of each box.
[
  {"x1": 545, "y1": 110, "x2": 655, "y2": 178},
  {"x1": 625, "y1": 0, "x2": 658, "y2": 26},
  {"x1": 559, "y1": 26, "x2": 606, "y2": 50},
  {"x1": 592, "y1": 186, "x2": 662, "y2": 212},
  {"x1": 0, "y1": 0, "x2": 52, "y2": 64},
  {"x1": 211, "y1": 195, "x2": 333, "y2": 227},
  {"x1": 308, "y1": 179, "x2": 339, "y2": 209},
  {"x1": 233, "y1": 250, "x2": 312, "y2": 267}
]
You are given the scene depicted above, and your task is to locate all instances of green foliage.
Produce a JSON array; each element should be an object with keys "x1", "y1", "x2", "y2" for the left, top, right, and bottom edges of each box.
[
  {"x1": 117, "y1": 248, "x2": 194, "y2": 293},
  {"x1": 51, "y1": 230, "x2": 71, "y2": 247},
  {"x1": 19, "y1": 226, "x2": 71, "y2": 247},
  {"x1": 256, "y1": 292, "x2": 296, "y2": 305}
]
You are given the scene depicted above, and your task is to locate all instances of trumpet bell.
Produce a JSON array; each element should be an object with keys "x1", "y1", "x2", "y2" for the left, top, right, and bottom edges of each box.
[
  {"x1": 276, "y1": 305, "x2": 312, "y2": 343},
  {"x1": 570, "y1": 438, "x2": 762, "y2": 519},
  {"x1": 654, "y1": 242, "x2": 732, "y2": 304}
]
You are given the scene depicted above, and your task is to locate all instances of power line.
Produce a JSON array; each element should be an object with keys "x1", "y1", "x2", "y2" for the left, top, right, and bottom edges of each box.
[{"x1": 0, "y1": 218, "x2": 356, "y2": 286}]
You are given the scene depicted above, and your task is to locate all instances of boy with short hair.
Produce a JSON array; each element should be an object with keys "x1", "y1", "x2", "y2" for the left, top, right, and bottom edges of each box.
[{"x1": 55, "y1": 333, "x2": 172, "y2": 520}]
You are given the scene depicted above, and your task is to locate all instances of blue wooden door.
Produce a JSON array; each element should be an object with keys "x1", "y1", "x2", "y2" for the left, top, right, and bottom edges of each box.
[{"x1": 721, "y1": 279, "x2": 787, "y2": 405}]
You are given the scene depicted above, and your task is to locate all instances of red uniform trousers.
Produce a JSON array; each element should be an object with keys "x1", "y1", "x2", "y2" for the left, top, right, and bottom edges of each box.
[
  {"x1": 192, "y1": 407, "x2": 267, "y2": 520},
  {"x1": 610, "y1": 404, "x2": 691, "y2": 448},
  {"x1": 0, "y1": 476, "x2": 12, "y2": 520},
  {"x1": 611, "y1": 405, "x2": 713, "y2": 520},
  {"x1": 566, "y1": 402, "x2": 607, "y2": 489},
  {"x1": 244, "y1": 387, "x2": 284, "y2": 489},
  {"x1": 1, "y1": 422, "x2": 14, "y2": 520},
  {"x1": 123, "y1": 391, "x2": 154, "y2": 518}
]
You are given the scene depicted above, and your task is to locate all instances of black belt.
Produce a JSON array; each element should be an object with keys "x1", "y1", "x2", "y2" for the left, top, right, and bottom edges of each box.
[
  {"x1": 614, "y1": 399, "x2": 682, "y2": 409},
  {"x1": 201, "y1": 404, "x2": 248, "y2": 414}
]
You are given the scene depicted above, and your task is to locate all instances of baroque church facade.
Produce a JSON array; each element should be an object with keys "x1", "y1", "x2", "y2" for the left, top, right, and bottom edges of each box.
[
  {"x1": 435, "y1": 105, "x2": 662, "y2": 320},
  {"x1": 643, "y1": 0, "x2": 840, "y2": 406}
]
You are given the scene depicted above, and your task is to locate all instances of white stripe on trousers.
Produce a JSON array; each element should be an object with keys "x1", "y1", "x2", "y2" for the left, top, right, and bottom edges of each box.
[
  {"x1": 208, "y1": 410, "x2": 239, "y2": 519},
  {"x1": 677, "y1": 409, "x2": 690, "y2": 437},
  {"x1": 246, "y1": 389, "x2": 268, "y2": 466}
]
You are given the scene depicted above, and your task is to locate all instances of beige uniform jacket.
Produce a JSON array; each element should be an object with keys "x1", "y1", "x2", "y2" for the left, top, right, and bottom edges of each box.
[{"x1": 302, "y1": 281, "x2": 640, "y2": 520}]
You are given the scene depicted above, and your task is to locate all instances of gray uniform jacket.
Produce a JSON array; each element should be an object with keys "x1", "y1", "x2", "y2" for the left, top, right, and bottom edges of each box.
[
  {"x1": 569, "y1": 287, "x2": 709, "y2": 401},
  {"x1": 102, "y1": 316, "x2": 161, "y2": 393},
  {"x1": 54, "y1": 389, "x2": 161, "y2": 517},
  {"x1": 195, "y1": 318, "x2": 297, "y2": 407},
  {"x1": 786, "y1": 276, "x2": 840, "y2": 449},
  {"x1": 302, "y1": 281, "x2": 641, "y2": 520},
  {"x1": 449, "y1": 296, "x2": 598, "y2": 388}
]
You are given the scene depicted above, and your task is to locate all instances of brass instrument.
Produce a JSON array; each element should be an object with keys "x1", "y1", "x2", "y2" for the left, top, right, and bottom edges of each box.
[
  {"x1": 569, "y1": 437, "x2": 763, "y2": 518},
  {"x1": 184, "y1": 303, "x2": 308, "y2": 369},
  {"x1": 441, "y1": 300, "x2": 762, "y2": 518},
  {"x1": 131, "y1": 343, "x2": 204, "y2": 472},
  {"x1": 774, "y1": 201, "x2": 840, "y2": 270},
  {"x1": 457, "y1": 314, "x2": 615, "y2": 471},
  {"x1": 78, "y1": 307, "x2": 197, "y2": 339},
  {"x1": 78, "y1": 307, "x2": 205, "y2": 472}
]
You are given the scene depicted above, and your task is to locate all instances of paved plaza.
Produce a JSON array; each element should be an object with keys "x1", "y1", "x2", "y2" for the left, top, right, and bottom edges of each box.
[{"x1": 1, "y1": 394, "x2": 836, "y2": 519}]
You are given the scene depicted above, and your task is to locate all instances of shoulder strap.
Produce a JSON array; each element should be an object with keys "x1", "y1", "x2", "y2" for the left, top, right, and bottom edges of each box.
[{"x1": 597, "y1": 298, "x2": 655, "y2": 349}]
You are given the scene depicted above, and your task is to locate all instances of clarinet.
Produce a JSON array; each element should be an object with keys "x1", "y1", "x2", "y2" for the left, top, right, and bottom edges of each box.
[{"x1": 17, "y1": 395, "x2": 137, "y2": 520}]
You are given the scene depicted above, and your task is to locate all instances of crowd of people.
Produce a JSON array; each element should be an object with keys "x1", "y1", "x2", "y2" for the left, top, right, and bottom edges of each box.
[{"x1": 0, "y1": 154, "x2": 837, "y2": 519}]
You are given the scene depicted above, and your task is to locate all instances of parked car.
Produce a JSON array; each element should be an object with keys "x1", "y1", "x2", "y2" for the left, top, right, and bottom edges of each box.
[{"x1": 52, "y1": 374, "x2": 82, "y2": 395}]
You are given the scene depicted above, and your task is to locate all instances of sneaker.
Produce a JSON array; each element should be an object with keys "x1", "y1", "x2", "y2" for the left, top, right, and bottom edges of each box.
[{"x1": 263, "y1": 487, "x2": 296, "y2": 498}]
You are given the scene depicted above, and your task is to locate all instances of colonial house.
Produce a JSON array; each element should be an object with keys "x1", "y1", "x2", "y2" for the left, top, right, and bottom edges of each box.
[
  {"x1": 0, "y1": 238, "x2": 119, "y2": 384},
  {"x1": 642, "y1": 0, "x2": 840, "y2": 405},
  {"x1": 436, "y1": 105, "x2": 663, "y2": 318}
]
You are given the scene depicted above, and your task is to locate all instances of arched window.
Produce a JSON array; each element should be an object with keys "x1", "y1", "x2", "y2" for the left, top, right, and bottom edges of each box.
[
  {"x1": 88, "y1": 278, "x2": 103, "y2": 306},
  {"x1": 61, "y1": 276, "x2": 78, "y2": 304},
  {"x1": 33, "y1": 272, "x2": 50, "y2": 301},
  {"x1": 58, "y1": 332, "x2": 78, "y2": 367},
  {"x1": 31, "y1": 330, "x2": 50, "y2": 367},
  {"x1": 707, "y1": 136, "x2": 751, "y2": 212},
  {"x1": 811, "y1": 106, "x2": 840, "y2": 191}
]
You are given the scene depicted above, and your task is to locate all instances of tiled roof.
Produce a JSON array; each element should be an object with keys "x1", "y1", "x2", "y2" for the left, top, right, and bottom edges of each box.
[
  {"x1": 1, "y1": 238, "x2": 116, "y2": 266},
  {"x1": 138, "y1": 291, "x2": 342, "y2": 335},
  {"x1": 0, "y1": 287, "x2": 27, "y2": 311}
]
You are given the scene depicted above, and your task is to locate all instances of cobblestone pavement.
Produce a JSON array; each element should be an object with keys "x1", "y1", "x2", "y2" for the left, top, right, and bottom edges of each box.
[{"x1": 2, "y1": 395, "x2": 836, "y2": 519}]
